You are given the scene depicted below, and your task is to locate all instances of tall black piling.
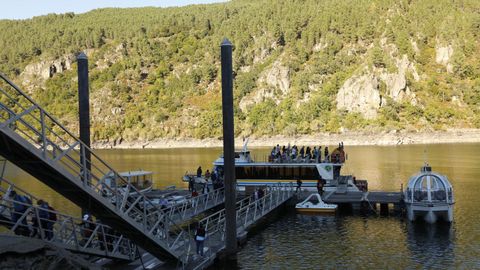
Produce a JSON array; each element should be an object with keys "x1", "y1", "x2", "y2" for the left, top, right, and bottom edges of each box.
[
  {"x1": 77, "y1": 52, "x2": 91, "y2": 215},
  {"x1": 220, "y1": 38, "x2": 237, "y2": 258}
]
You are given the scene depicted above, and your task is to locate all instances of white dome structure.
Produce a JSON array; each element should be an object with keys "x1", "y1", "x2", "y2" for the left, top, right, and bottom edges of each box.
[{"x1": 404, "y1": 165, "x2": 454, "y2": 223}]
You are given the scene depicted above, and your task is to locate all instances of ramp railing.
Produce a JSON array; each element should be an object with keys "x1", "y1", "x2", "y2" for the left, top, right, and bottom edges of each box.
[
  {"x1": 0, "y1": 73, "x2": 190, "y2": 261},
  {"x1": 0, "y1": 174, "x2": 137, "y2": 260},
  {"x1": 187, "y1": 182, "x2": 295, "y2": 265}
]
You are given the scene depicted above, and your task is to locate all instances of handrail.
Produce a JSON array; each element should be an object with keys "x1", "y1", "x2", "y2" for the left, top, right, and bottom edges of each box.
[
  {"x1": 0, "y1": 176, "x2": 137, "y2": 260},
  {"x1": 0, "y1": 73, "x2": 191, "y2": 261},
  {"x1": 189, "y1": 182, "x2": 295, "y2": 264}
]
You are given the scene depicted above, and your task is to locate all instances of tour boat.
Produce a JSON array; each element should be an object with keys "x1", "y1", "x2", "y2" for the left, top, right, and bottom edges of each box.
[
  {"x1": 295, "y1": 193, "x2": 337, "y2": 214},
  {"x1": 404, "y1": 165, "x2": 454, "y2": 223},
  {"x1": 211, "y1": 140, "x2": 368, "y2": 193}
]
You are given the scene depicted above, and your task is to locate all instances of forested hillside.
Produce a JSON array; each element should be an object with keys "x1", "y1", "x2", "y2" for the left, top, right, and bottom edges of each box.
[{"x1": 0, "y1": 0, "x2": 479, "y2": 144}]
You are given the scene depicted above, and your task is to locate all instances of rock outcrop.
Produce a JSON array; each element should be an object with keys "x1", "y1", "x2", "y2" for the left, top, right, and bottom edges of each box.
[
  {"x1": 336, "y1": 71, "x2": 380, "y2": 119},
  {"x1": 21, "y1": 54, "x2": 76, "y2": 81},
  {"x1": 380, "y1": 55, "x2": 418, "y2": 103},
  {"x1": 435, "y1": 44, "x2": 454, "y2": 73},
  {"x1": 336, "y1": 40, "x2": 420, "y2": 119},
  {"x1": 239, "y1": 60, "x2": 290, "y2": 112}
]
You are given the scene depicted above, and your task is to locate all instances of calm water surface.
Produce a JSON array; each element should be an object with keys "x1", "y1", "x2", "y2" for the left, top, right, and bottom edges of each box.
[{"x1": 4, "y1": 143, "x2": 480, "y2": 269}]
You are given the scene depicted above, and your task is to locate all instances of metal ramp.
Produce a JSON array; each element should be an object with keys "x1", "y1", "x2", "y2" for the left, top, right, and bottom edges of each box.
[
  {"x1": 0, "y1": 173, "x2": 137, "y2": 260},
  {"x1": 187, "y1": 183, "x2": 295, "y2": 269},
  {"x1": 160, "y1": 187, "x2": 225, "y2": 224},
  {"x1": 0, "y1": 73, "x2": 192, "y2": 263}
]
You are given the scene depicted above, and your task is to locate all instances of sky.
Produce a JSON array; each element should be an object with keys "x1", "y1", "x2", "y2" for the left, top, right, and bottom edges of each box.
[{"x1": 0, "y1": 0, "x2": 228, "y2": 20}]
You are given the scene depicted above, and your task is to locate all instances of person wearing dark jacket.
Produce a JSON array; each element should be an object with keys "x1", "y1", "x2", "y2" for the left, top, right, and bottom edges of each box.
[{"x1": 195, "y1": 225, "x2": 206, "y2": 256}]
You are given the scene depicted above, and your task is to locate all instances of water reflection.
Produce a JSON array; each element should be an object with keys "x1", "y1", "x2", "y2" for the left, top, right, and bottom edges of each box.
[
  {"x1": 1, "y1": 143, "x2": 480, "y2": 268},
  {"x1": 406, "y1": 222, "x2": 455, "y2": 268}
]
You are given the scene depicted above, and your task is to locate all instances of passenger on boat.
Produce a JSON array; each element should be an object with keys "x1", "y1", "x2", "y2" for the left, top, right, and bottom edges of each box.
[
  {"x1": 300, "y1": 146, "x2": 305, "y2": 159},
  {"x1": 318, "y1": 146, "x2": 322, "y2": 162},
  {"x1": 291, "y1": 145, "x2": 297, "y2": 160},
  {"x1": 313, "y1": 147, "x2": 319, "y2": 163},
  {"x1": 205, "y1": 170, "x2": 211, "y2": 180},
  {"x1": 324, "y1": 147, "x2": 329, "y2": 162}
]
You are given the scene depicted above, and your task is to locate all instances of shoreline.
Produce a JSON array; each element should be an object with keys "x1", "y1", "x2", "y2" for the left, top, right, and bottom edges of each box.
[{"x1": 92, "y1": 129, "x2": 480, "y2": 149}]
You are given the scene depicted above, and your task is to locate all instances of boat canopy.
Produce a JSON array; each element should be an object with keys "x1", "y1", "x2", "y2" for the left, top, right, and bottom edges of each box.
[{"x1": 405, "y1": 165, "x2": 453, "y2": 204}]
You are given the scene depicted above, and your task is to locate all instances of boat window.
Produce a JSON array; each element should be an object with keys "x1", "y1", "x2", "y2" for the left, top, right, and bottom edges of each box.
[{"x1": 235, "y1": 165, "x2": 320, "y2": 180}]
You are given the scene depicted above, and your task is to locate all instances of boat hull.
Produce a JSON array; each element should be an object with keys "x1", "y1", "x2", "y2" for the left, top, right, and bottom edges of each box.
[
  {"x1": 406, "y1": 204, "x2": 454, "y2": 223},
  {"x1": 296, "y1": 207, "x2": 336, "y2": 214}
]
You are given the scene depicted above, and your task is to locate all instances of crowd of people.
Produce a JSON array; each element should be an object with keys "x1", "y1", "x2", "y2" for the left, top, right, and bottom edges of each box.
[
  {"x1": 6, "y1": 190, "x2": 115, "y2": 252},
  {"x1": 188, "y1": 166, "x2": 224, "y2": 197},
  {"x1": 269, "y1": 142, "x2": 345, "y2": 164}
]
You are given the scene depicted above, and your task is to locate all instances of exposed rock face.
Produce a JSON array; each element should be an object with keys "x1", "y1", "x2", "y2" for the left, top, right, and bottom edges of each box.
[
  {"x1": 261, "y1": 60, "x2": 290, "y2": 94},
  {"x1": 22, "y1": 54, "x2": 76, "y2": 81},
  {"x1": 239, "y1": 60, "x2": 290, "y2": 112},
  {"x1": 336, "y1": 53, "x2": 419, "y2": 119},
  {"x1": 380, "y1": 55, "x2": 419, "y2": 103},
  {"x1": 95, "y1": 43, "x2": 126, "y2": 70},
  {"x1": 336, "y1": 72, "x2": 380, "y2": 119},
  {"x1": 435, "y1": 44, "x2": 454, "y2": 73}
]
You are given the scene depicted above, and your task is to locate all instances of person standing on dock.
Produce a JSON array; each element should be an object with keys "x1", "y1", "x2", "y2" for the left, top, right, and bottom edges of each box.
[
  {"x1": 195, "y1": 224, "x2": 206, "y2": 256},
  {"x1": 197, "y1": 166, "x2": 202, "y2": 178},
  {"x1": 188, "y1": 176, "x2": 194, "y2": 192},
  {"x1": 317, "y1": 178, "x2": 324, "y2": 196},
  {"x1": 296, "y1": 179, "x2": 303, "y2": 192}
]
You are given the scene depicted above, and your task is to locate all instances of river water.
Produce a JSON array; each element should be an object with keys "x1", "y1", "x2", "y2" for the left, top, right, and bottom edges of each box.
[{"x1": 3, "y1": 143, "x2": 480, "y2": 268}]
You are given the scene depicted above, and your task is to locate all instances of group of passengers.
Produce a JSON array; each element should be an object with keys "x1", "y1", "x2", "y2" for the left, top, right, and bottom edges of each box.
[
  {"x1": 6, "y1": 190, "x2": 116, "y2": 252},
  {"x1": 269, "y1": 143, "x2": 336, "y2": 163},
  {"x1": 190, "y1": 166, "x2": 224, "y2": 197},
  {"x1": 7, "y1": 191, "x2": 56, "y2": 240}
]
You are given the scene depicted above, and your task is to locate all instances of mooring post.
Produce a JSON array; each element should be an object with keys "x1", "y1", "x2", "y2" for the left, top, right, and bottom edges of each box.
[
  {"x1": 221, "y1": 38, "x2": 237, "y2": 257},
  {"x1": 77, "y1": 52, "x2": 91, "y2": 215}
]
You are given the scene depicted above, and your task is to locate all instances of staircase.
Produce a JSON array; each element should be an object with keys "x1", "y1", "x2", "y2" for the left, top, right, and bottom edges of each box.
[
  {"x1": 0, "y1": 171, "x2": 137, "y2": 260},
  {"x1": 0, "y1": 73, "x2": 192, "y2": 263}
]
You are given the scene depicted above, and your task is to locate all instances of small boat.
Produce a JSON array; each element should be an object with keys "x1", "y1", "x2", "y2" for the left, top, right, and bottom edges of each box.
[
  {"x1": 103, "y1": 170, "x2": 154, "y2": 196},
  {"x1": 404, "y1": 165, "x2": 454, "y2": 223},
  {"x1": 295, "y1": 193, "x2": 337, "y2": 214}
]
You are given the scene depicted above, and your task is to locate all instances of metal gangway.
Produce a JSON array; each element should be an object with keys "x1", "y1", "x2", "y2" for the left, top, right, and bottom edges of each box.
[
  {"x1": 0, "y1": 171, "x2": 137, "y2": 260},
  {"x1": 0, "y1": 73, "x2": 195, "y2": 263},
  {"x1": 186, "y1": 183, "x2": 295, "y2": 269},
  {"x1": 160, "y1": 187, "x2": 225, "y2": 224}
]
